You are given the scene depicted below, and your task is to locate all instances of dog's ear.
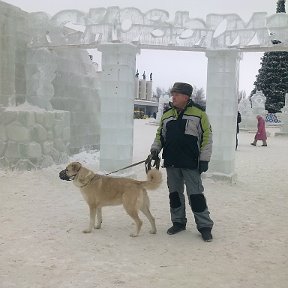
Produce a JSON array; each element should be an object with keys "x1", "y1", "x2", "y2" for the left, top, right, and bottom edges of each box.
[{"x1": 72, "y1": 162, "x2": 82, "y2": 172}]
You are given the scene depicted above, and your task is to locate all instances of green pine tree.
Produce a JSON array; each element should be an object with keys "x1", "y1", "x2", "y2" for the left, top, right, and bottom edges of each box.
[
  {"x1": 250, "y1": 0, "x2": 288, "y2": 113},
  {"x1": 277, "y1": 0, "x2": 286, "y2": 12}
]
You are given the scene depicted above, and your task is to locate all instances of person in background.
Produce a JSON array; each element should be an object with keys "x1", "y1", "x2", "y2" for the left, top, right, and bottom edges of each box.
[
  {"x1": 251, "y1": 115, "x2": 267, "y2": 146},
  {"x1": 236, "y1": 111, "x2": 242, "y2": 150},
  {"x1": 150, "y1": 82, "x2": 214, "y2": 242}
]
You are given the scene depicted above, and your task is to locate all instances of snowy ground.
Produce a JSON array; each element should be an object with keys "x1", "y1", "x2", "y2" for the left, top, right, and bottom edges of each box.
[{"x1": 1, "y1": 119, "x2": 287, "y2": 288}]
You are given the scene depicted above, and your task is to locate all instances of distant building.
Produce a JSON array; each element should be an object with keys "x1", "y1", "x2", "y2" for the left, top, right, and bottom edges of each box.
[{"x1": 134, "y1": 71, "x2": 158, "y2": 117}]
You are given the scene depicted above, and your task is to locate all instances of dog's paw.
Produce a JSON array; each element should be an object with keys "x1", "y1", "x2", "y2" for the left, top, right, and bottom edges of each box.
[
  {"x1": 94, "y1": 224, "x2": 101, "y2": 229},
  {"x1": 149, "y1": 229, "x2": 157, "y2": 234},
  {"x1": 129, "y1": 233, "x2": 139, "y2": 237},
  {"x1": 82, "y1": 228, "x2": 92, "y2": 233}
]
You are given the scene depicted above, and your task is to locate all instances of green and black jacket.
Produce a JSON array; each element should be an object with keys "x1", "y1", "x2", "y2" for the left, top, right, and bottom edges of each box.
[{"x1": 151, "y1": 100, "x2": 213, "y2": 169}]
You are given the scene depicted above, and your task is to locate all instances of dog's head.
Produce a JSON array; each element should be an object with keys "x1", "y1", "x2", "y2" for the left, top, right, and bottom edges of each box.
[{"x1": 59, "y1": 162, "x2": 82, "y2": 181}]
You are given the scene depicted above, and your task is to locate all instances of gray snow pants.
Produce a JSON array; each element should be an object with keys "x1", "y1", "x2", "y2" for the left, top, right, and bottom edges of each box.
[{"x1": 166, "y1": 167, "x2": 214, "y2": 231}]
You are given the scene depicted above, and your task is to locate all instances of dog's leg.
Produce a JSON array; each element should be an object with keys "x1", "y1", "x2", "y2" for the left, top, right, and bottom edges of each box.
[
  {"x1": 83, "y1": 205, "x2": 96, "y2": 233},
  {"x1": 140, "y1": 191, "x2": 156, "y2": 234},
  {"x1": 95, "y1": 207, "x2": 102, "y2": 229},
  {"x1": 140, "y1": 205, "x2": 157, "y2": 234},
  {"x1": 123, "y1": 205, "x2": 143, "y2": 237},
  {"x1": 129, "y1": 211, "x2": 143, "y2": 237}
]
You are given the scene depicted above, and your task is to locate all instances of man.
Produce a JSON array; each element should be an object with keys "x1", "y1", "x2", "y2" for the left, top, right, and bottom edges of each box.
[{"x1": 150, "y1": 82, "x2": 214, "y2": 242}]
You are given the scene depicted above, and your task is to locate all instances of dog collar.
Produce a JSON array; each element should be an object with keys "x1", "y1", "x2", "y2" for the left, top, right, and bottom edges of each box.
[{"x1": 79, "y1": 174, "x2": 101, "y2": 188}]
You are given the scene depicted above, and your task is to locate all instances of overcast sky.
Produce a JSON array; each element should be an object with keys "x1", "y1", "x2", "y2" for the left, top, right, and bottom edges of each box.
[{"x1": 4, "y1": 0, "x2": 277, "y2": 94}]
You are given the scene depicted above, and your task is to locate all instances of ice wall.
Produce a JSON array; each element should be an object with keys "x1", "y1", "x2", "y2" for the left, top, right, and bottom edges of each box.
[
  {"x1": 0, "y1": 1, "x2": 101, "y2": 169},
  {"x1": 51, "y1": 49, "x2": 101, "y2": 153},
  {"x1": 0, "y1": 1, "x2": 27, "y2": 107},
  {"x1": 25, "y1": 46, "x2": 101, "y2": 154},
  {"x1": 25, "y1": 48, "x2": 57, "y2": 110},
  {"x1": 0, "y1": 104, "x2": 70, "y2": 170}
]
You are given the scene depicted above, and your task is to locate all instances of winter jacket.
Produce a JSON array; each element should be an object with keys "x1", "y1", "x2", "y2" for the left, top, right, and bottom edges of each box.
[{"x1": 151, "y1": 100, "x2": 213, "y2": 169}]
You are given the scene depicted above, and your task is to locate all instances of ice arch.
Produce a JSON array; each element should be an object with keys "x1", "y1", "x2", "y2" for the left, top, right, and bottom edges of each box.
[{"x1": 1, "y1": 2, "x2": 288, "y2": 178}]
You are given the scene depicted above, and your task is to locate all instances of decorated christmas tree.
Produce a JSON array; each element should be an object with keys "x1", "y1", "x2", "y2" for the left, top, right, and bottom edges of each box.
[{"x1": 250, "y1": 0, "x2": 288, "y2": 113}]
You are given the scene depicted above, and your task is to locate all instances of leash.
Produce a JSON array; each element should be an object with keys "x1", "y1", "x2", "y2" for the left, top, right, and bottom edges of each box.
[
  {"x1": 105, "y1": 159, "x2": 147, "y2": 175},
  {"x1": 105, "y1": 155, "x2": 160, "y2": 175}
]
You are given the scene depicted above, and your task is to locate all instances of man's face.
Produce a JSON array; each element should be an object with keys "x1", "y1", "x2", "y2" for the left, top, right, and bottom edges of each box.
[{"x1": 171, "y1": 92, "x2": 189, "y2": 109}]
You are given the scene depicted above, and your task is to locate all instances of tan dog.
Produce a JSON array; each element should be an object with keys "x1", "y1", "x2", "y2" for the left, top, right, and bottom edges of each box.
[{"x1": 59, "y1": 162, "x2": 162, "y2": 237}]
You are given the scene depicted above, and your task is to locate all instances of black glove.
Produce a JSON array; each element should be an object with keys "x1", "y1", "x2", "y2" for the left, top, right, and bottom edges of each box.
[
  {"x1": 199, "y1": 161, "x2": 209, "y2": 174},
  {"x1": 145, "y1": 149, "x2": 160, "y2": 173},
  {"x1": 150, "y1": 149, "x2": 159, "y2": 160}
]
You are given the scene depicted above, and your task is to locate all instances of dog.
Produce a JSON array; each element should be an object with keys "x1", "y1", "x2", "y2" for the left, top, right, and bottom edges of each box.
[{"x1": 59, "y1": 162, "x2": 162, "y2": 237}]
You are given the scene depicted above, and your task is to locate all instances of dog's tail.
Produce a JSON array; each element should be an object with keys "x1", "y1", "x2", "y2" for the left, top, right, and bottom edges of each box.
[{"x1": 141, "y1": 169, "x2": 162, "y2": 190}]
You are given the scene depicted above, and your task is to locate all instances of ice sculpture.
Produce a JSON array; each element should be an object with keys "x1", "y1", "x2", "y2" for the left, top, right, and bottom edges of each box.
[
  {"x1": 0, "y1": 2, "x2": 100, "y2": 169},
  {"x1": 24, "y1": 8, "x2": 288, "y2": 51},
  {"x1": 238, "y1": 98, "x2": 255, "y2": 130},
  {"x1": 276, "y1": 93, "x2": 288, "y2": 136},
  {"x1": 251, "y1": 90, "x2": 268, "y2": 116},
  {"x1": 1, "y1": 1, "x2": 288, "y2": 177},
  {"x1": 238, "y1": 91, "x2": 269, "y2": 134},
  {"x1": 26, "y1": 48, "x2": 57, "y2": 110}
]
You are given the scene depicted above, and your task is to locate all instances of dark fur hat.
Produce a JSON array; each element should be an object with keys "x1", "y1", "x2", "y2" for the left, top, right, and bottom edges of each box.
[{"x1": 170, "y1": 82, "x2": 193, "y2": 97}]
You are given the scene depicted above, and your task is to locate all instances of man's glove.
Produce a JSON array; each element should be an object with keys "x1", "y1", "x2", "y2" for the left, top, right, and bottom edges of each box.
[
  {"x1": 145, "y1": 149, "x2": 160, "y2": 173},
  {"x1": 199, "y1": 161, "x2": 209, "y2": 174},
  {"x1": 150, "y1": 148, "x2": 160, "y2": 160}
]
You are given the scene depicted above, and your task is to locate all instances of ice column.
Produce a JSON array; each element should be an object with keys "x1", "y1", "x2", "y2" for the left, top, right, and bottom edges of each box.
[
  {"x1": 205, "y1": 50, "x2": 242, "y2": 178},
  {"x1": 98, "y1": 43, "x2": 139, "y2": 172}
]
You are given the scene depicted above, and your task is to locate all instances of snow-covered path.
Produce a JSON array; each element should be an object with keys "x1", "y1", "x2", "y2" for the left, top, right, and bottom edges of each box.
[{"x1": 1, "y1": 120, "x2": 287, "y2": 288}]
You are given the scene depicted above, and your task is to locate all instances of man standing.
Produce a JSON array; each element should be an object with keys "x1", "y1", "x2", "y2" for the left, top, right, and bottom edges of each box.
[{"x1": 150, "y1": 82, "x2": 214, "y2": 242}]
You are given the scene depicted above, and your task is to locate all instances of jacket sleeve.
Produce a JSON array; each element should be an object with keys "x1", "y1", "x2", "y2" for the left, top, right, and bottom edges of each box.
[
  {"x1": 150, "y1": 119, "x2": 163, "y2": 153},
  {"x1": 199, "y1": 112, "x2": 213, "y2": 161}
]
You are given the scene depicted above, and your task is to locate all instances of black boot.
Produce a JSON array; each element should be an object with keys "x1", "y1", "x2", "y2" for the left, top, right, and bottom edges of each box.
[
  {"x1": 199, "y1": 227, "x2": 213, "y2": 242},
  {"x1": 167, "y1": 223, "x2": 186, "y2": 235}
]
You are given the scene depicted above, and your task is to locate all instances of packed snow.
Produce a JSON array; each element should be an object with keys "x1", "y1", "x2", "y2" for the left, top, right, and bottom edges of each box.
[{"x1": 0, "y1": 119, "x2": 287, "y2": 288}]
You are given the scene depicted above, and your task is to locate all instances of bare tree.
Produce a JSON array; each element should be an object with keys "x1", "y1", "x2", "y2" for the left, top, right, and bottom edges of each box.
[
  {"x1": 238, "y1": 90, "x2": 247, "y2": 103},
  {"x1": 192, "y1": 87, "x2": 206, "y2": 108},
  {"x1": 153, "y1": 87, "x2": 165, "y2": 100},
  {"x1": 154, "y1": 85, "x2": 207, "y2": 108}
]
